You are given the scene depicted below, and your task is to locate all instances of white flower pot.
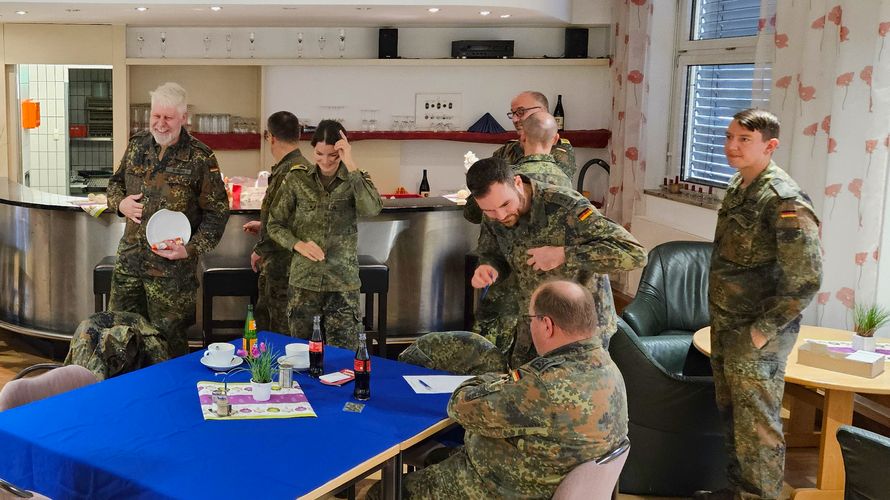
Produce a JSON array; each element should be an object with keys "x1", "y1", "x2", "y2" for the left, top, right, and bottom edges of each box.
[
  {"x1": 250, "y1": 379, "x2": 273, "y2": 402},
  {"x1": 852, "y1": 334, "x2": 877, "y2": 352}
]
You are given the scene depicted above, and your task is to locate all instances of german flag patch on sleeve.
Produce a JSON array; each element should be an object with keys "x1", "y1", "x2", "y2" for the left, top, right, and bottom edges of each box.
[
  {"x1": 780, "y1": 209, "x2": 797, "y2": 219},
  {"x1": 578, "y1": 207, "x2": 594, "y2": 222}
]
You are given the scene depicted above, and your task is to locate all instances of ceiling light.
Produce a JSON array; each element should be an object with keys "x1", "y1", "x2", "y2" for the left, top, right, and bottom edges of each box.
[
  {"x1": 15, "y1": 10, "x2": 27, "y2": 15},
  {"x1": 500, "y1": 14, "x2": 511, "y2": 18},
  {"x1": 210, "y1": 6, "x2": 222, "y2": 11},
  {"x1": 480, "y1": 10, "x2": 491, "y2": 16},
  {"x1": 135, "y1": 7, "x2": 148, "y2": 12},
  {"x1": 66, "y1": 8, "x2": 80, "y2": 13},
  {"x1": 428, "y1": 8, "x2": 440, "y2": 13}
]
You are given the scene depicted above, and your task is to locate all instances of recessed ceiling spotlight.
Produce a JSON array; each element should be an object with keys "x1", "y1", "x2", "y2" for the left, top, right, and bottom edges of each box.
[
  {"x1": 135, "y1": 7, "x2": 148, "y2": 12},
  {"x1": 480, "y1": 10, "x2": 491, "y2": 16},
  {"x1": 282, "y1": 6, "x2": 299, "y2": 9},
  {"x1": 15, "y1": 10, "x2": 27, "y2": 15},
  {"x1": 500, "y1": 14, "x2": 511, "y2": 18},
  {"x1": 210, "y1": 6, "x2": 222, "y2": 11},
  {"x1": 66, "y1": 8, "x2": 80, "y2": 13},
  {"x1": 428, "y1": 8, "x2": 440, "y2": 13},
  {"x1": 355, "y1": 6, "x2": 372, "y2": 10}
]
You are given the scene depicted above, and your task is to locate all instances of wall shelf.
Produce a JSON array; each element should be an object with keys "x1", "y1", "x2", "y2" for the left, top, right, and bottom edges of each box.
[
  {"x1": 191, "y1": 132, "x2": 260, "y2": 150},
  {"x1": 307, "y1": 129, "x2": 611, "y2": 148},
  {"x1": 70, "y1": 137, "x2": 113, "y2": 142},
  {"x1": 126, "y1": 57, "x2": 610, "y2": 67}
]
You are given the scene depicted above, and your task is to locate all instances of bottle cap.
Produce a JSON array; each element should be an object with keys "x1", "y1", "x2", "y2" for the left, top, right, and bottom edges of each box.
[{"x1": 358, "y1": 332, "x2": 367, "y2": 341}]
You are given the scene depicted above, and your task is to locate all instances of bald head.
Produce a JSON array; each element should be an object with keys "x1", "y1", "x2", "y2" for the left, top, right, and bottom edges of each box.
[
  {"x1": 521, "y1": 112, "x2": 559, "y2": 154},
  {"x1": 530, "y1": 280, "x2": 597, "y2": 338}
]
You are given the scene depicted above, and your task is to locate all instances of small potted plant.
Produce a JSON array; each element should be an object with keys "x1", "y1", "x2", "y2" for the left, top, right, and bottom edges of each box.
[
  {"x1": 852, "y1": 303, "x2": 890, "y2": 352},
  {"x1": 237, "y1": 342, "x2": 278, "y2": 401}
]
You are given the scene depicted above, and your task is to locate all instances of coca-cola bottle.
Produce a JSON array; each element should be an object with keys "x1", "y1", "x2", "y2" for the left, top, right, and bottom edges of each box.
[
  {"x1": 353, "y1": 331, "x2": 371, "y2": 401},
  {"x1": 309, "y1": 315, "x2": 324, "y2": 378}
]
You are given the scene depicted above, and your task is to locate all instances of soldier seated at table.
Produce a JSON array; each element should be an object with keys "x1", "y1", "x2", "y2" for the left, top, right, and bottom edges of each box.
[{"x1": 368, "y1": 279, "x2": 628, "y2": 499}]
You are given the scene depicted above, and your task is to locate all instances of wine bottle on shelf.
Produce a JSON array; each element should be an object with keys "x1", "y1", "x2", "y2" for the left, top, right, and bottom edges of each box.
[
  {"x1": 419, "y1": 169, "x2": 431, "y2": 197},
  {"x1": 553, "y1": 95, "x2": 565, "y2": 132}
]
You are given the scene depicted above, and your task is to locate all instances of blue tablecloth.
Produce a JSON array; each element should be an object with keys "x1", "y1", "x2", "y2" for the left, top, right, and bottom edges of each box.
[{"x1": 0, "y1": 332, "x2": 452, "y2": 499}]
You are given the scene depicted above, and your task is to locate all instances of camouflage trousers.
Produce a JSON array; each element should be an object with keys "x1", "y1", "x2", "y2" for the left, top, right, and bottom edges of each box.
[
  {"x1": 366, "y1": 447, "x2": 495, "y2": 500},
  {"x1": 472, "y1": 274, "x2": 520, "y2": 354},
  {"x1": 287, "y1": 287, "x2": 361, "y2": 350},
  {"x1": 108, "y1": 270, "x2": 196, "y2": 357},
  {"x1": 710, "y1": 315, "x2": 799, "y2": 500},
  {"x1": 399, "y1": 331, "x2": 508, "y2": 375},
  {"x1": 254, "y1": 253, "x2": 290, "y2": 335},
  {"x1": 64, "y1": 311, "x2": 169, "y2": 380}
]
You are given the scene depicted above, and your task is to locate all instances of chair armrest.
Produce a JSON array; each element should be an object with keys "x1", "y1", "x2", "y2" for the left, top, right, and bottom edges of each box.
[{"x1": 622, "y1": 289, "x2": 667, "y2": 338}]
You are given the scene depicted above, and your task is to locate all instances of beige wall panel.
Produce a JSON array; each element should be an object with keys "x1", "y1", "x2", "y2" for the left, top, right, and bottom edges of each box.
[
  {"x1": 3, "y1": 24, "x2": 113, "y2": 64},
  {"x1": 128, "y1": 65, "x2": 259, "y2": 118},
  {"x1": 349, "y1": 141, "x2": 401, "y2": 193}
]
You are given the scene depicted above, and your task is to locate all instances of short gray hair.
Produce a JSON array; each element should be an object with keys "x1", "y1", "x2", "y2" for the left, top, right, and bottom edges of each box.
[{"x1": 150, "y1": 82, "x2": 187, "y2": 113}]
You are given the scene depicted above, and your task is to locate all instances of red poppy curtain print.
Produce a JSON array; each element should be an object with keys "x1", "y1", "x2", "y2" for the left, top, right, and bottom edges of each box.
[
  {"x1": 757, "y1": 0, "x2": 889, "y2": 330},
  {"x1": 607, "y1": 0, "x2": 652, "y2": 228}
]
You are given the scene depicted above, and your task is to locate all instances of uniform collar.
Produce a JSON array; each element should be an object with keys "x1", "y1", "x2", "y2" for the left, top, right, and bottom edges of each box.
[
  {"x1": 274, "y1": 148, "x2": 306, "y2": 170},
  {"x1": 517, "y1": 153, "x2": 556, "y2": 165},
  {"x1": 308, "y1": 161, "x2": 348, "y2": 180},
  {"x1": 542, "y1": 337, "x2": 602, "y2": 358},
  {"x1": 147, "y1": 128, "x2": 192, "y2": 163}
]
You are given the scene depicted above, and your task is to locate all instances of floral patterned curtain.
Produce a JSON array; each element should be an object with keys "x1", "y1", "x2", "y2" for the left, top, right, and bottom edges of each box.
[
  {"x1": 755, "y1": 0, "x2": 890, "y2": 328},
  {"x1": 606, "y1": 0, "x2": 653, "y2": 229}
]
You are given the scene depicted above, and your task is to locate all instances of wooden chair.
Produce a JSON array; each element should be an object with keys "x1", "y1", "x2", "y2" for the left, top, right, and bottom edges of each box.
[
  {"x1": 552, "y1": 438, "x2": 630, "y2": 500},
  {"x1": 0, "y1": 364, "x2": 98, "y2": 412}
]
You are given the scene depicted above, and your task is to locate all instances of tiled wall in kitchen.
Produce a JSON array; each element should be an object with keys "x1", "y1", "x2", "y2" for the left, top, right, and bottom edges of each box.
[
  {"x1": 18, "y1": 64, "x2": 68, "y2": 195},
  {"x1": 68, "y1": 68, "x2": 114, "y2": 176}
]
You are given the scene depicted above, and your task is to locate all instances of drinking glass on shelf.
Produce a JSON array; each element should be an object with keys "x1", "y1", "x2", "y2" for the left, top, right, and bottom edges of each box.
[
  {"x1": 390, "y1": 116, "x2": 401, "y2": 132},
  {"x1": 249, "y1": 32, "x2": 256, "y2": 58},
  {"x1": 203, "y1": 35, "x2": 211, "y2": 58},
  {"x1": 296, "y1": 32, "x2": 304, "y2": 58},
  {"x1": 368, "y1": 109, "x2": 378, "y2": 132},
  {"x1": 136, "y1": 33, "x2": 144, "y2": 57},
  {"x1": 338, "y1": 29, "x2": 346, "y2": 58},
  {"x1": 318, "y1": 34, "x2": 326, "y2": 57},
  {"x1": 160, "y1": 31, "x2": 167, "y2": 58},
  {"x1": 226, "y1": 33, "x2": 232, "y2": 58},
  {"x1": 360, "y1": 110, "x2": 371, "y2": 132},
  {"x1": 407, "y1": 116, "x2": 416, "y2": 131}
]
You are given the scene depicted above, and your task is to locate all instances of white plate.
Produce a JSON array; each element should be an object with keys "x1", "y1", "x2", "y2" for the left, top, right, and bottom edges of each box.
[
  {"x1": 200, "y1": 355, "x2": 243, "y2": 371},
  {"x1": 278, "y1": 355, "x2": 310, "y2": 371},
  {"x1": 146, "y1": 209, "x2": 192, "y2": 248}
]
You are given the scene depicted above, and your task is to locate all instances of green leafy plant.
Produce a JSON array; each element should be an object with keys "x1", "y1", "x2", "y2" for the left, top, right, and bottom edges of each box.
[
  {"x1": 852, "y1": 303, "x2": 890, "y2": 338},
  {"x1": 237, "y1": 341, "x2": 278, "y2": 383}
]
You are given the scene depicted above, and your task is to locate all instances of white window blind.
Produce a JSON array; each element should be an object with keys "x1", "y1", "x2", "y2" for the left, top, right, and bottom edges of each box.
[{"x1": 693, "y1": 0, "x2": 762, "y2": 40}]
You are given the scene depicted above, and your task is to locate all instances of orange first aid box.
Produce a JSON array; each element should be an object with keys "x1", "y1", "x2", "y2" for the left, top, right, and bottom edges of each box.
[{"x1": 22, "y1": 99, "x2": 40, "y2": 129}]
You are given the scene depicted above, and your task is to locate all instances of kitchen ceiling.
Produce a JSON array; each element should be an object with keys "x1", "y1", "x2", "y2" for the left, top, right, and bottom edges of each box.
[{"x1": 0, "y1": 1, "x2": 585, "y2": 27}]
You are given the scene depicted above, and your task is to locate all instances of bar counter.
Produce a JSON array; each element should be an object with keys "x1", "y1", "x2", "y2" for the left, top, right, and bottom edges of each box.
[{"x1": 0, "y1": 178, "x2": 478, "y2": 342}]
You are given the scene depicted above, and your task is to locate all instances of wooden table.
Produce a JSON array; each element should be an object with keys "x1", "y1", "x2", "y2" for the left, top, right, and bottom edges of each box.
[{"x1": 693, "y1": 326, "x2": 890, "y2": 500}]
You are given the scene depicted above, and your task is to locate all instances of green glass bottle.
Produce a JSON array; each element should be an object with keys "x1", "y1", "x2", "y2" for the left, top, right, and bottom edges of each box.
[{"x1": 243, "y1": 304, "x2": 257, "y2": 353}]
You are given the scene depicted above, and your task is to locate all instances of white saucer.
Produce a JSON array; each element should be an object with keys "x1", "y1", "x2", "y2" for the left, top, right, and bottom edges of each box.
[
  {"x1": 278, "y1": 355, "x2": 310, "y2": 371},
  {"x1": 200, "y1": 355, "x2": 243, "y2": 371},
  {"x1": 146, "y1": 209, "x2": 192, "y2": 249}
]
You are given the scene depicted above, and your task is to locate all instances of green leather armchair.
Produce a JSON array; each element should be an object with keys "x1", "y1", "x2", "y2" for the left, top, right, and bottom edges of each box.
[
  {"x1": 621, "y1": 240, "x2": 713, "y2": 375},
  {"x1": 610, "y1": 317, "x2": 728, "y2": 496},
  {"x1": 837, "y1": 425, "x2": 890, "y2": 500}
]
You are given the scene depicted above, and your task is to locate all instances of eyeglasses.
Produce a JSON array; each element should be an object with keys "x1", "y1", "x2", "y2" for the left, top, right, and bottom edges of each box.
[
  {"x1": 522, "y1": 314, "x2": 545, "y2": 324},
  {"x1": 263, "y1": 130, "x2": 271, "y2": 141},
  {"x1": 506, "y1": 106, "x2": 542, "y2": 120}
]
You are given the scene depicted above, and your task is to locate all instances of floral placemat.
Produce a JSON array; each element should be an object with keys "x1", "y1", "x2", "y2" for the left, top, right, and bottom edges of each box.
[
  {"x1": 197, "y1": 381, "x2": 317, "y2": 421},
  {"x1": 806, "y1": 340, "x2": 890, "y2": 360}
]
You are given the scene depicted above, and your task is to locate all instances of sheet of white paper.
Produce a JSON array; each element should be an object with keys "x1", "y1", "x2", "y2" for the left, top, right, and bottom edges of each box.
[
  {"x1": 404, "y1": 375, "x2": 474, "y2": 394},
  {"x1": 846, "y1": 350, "x2": 884, "y2": 363}
]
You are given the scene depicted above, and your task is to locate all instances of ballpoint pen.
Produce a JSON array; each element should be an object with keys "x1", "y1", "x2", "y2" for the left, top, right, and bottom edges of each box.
[
  {"x1": 418, "y1": 379, "x2": 433, "y2": 390},
  {"x1": 480, "y1": 284, "x2": 490, "y2": 300}
]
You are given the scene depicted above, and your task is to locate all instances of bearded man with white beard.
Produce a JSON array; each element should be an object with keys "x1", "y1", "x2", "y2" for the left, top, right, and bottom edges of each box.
[{"x1": 105, "y1": 82, "x2": 229, "y2": 358}]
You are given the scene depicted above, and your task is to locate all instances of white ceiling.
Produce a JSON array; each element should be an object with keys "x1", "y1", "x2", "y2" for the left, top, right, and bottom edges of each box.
[{"x1": 0, "y1": 1, "x2": 587, "y2": 27}]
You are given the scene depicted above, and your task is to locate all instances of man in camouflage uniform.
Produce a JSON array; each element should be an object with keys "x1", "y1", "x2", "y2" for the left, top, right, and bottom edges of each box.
[
  {"x1": 371, "y1": 280, "x2": 628, "y2": 499},
  {"x1": 106, "y1": 82, "x2": 229, "y2": 357},
  {"x1": 266, "y1": 120, "x2": 382, "y2": 350},
  {"x1": 401, "y1": 158, "x2": 646, "y2": 371},
  {"x1": 492, "y1": 90, "x2": 577, "y2": 179},
  {"x1": 466, "y1": 112, "x2": 573, "y2": 351},
  {"x1": 65, "y1": 311, "x2": 168, "y2": 380},
  {"x1": 243, "y1": 111, "x2": 311, "y2": 334},
  {"x1": 701, "y1": 109, "x2": 822, "y2": 500}
]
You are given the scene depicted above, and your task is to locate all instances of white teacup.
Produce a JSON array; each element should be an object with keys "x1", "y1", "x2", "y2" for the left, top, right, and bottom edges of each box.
[
  {"x1": 284, "y1": 343, "x2": 309, "y2": 367},
  {"x1": 204, "y1": 342, "x2": 235, "y2": 366}
]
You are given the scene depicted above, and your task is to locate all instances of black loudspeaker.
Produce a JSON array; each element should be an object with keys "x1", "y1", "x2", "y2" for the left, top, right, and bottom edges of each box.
[
  {"x1": 565, "y1": 28, "x2": 589, "y2": 58},
  {"x1": 378, "y1": 28, "x2": 398, "y2": 59}
]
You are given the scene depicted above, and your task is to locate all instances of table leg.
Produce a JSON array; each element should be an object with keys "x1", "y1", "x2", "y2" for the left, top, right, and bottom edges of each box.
[
  {"x1": 791, "y1": 389, "x2": 853, "y2": 500},
  {"x1": 382, "y1": 452, "x2": 403, "y2": 500}
]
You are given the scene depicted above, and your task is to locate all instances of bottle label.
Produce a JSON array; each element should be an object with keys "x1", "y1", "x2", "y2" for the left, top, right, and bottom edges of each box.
[
  {"x1": 243, "y1": 337, "x2": 256, "y2": 353},
  {"x1": 354, "y1": 359, "x2": 371, "y2": 373},
  {"x1": 309, "y1": 341, "x2": 323, "y2": 353},
  {"x1": 248, "y1": 320, "x2": 256, "y2": 331},
  {"x1": 555, "y1": 116, "x2": 565, "y2": 129}
]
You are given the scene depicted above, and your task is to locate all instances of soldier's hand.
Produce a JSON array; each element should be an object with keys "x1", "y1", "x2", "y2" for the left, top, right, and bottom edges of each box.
[
  {"x1": 335, "y1": 130, "x2": 357, "y2": 171},
  {"x1": 750, "y1": 328, "x2": 768, "y2": 349},
  {"x1": 243, "y1": 220, "x2": 261, "y2": 235},
  {"x1": 120, "y1": 193, "x2": 144, "y2": 224},
  {"x1": 152, "y1": 239, "x2": 189, "y2": 260},
  {"x1": 294, "y1": 240, "x2": 326, "y2": 262},
  {"x1": 471, "y1": 265, "x2": 498, "y2": 288},
  {"x1": 250, "y1": 252, "x2": 263, "y2": 272},
  {"x1": 526, "y1": 246, "x2": 566, "y2": 271}
]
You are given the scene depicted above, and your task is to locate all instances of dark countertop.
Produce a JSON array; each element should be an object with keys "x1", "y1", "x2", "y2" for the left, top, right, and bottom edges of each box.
[{"x1": 0, "y1": 178, "x2": 463, "y2": 214}]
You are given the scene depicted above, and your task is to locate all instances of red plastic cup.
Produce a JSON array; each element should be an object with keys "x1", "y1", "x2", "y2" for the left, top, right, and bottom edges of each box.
[{"x1": 231, "y1": 184, "x2": 242, "y2": 210}]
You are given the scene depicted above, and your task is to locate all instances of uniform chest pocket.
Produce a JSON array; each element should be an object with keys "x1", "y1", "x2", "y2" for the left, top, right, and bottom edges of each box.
[
  {"x1": 164, "y1": 174, "x2": 195, "y2": 211},
  {"x1": 125, "y1": 164, "x2": 148, "y2": 193},
  {"x1": 717, "y1": 210, "x2": 757, "y2": 266}
]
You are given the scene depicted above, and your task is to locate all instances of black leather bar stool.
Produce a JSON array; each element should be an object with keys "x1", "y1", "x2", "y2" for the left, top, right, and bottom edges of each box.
[
  {"x1": 93, "y1": 256, "x2": 117, "y2": 312},
  {"x1": 202, "y1": 256, "x2": 258, "y2": 348},
  {"x1": 358, "y1": 254, "x2": 389, "y2": 358}
]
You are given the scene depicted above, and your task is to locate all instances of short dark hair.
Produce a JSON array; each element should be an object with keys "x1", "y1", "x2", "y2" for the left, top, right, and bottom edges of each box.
[
  {"x1": 733, "y1": 108, "x2": 780, "y2": 141},
  {"x1": 532, "y1": 280, "x2": 597, "y2": 337},
  {"x1": 266, "y1": 111, "x2": 300, "y2": 143},
  {"x1": 311, "y1": 120, "x2": 347, "y2": 146},
  {"x1": 521, "y1": 90, "x2": 549, "y2": 110},
  {"x1": 466, "y1": 157, "x2": 515, "y2": 198}
]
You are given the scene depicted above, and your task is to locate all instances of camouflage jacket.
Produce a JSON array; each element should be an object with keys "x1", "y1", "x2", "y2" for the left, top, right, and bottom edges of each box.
[
  {"x1": 709, "y1": 162, "x2": 822, "y2": 340},
  {"x1": 477, "y1": 179, "x2": 647, "y2": 348},
  {"x1": 464, "y1": 153, "x2": 572, "y2": 224},
  {"x1": 448, "y1": 337, "x2": 629, "y2": 499},
  {"x1": 266, "y1": 162, "x2": 382, "y2": 292},
  {"x1": 254, "y1": 148, "x2": 311, "y2": 259},
  {"x1": 492, "y1": 138, "x2": 577, "y2": 179},
  {"x1": 107, "y1": 129, "x2": 229, "y2": 280}
]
